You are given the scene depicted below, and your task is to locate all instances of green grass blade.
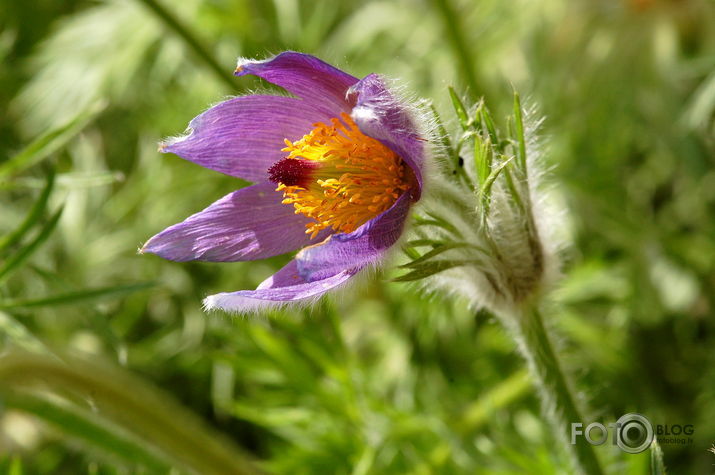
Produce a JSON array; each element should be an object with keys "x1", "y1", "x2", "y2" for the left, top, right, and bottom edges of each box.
[
  {"x1": 0, "y1": 171, "x2": 124, "y2": 191},
  {"x1": 0, "y1": 103, "x2": 103, "y2": 178},
  {"x1": 0, "y1": 206, "x2": 63, "y2": 285},
  {"x1": 0, "y1": 353, "x2": 262, "y2": 474},
  {"x1": 1, "y1": 391, "x2": 173, "y2": 472},
  {"x1": 136, "y1": 0, "x2": 236, "y2": 91},
  {"x1": 0, "y1": 282, "x2": 155, "y2": 310},
  {"x1": 431, "y1": 0, "x2": 481, "y2": 98},
  {"x1": 0, "y1": 312, "x2": 53, "y2": 355},
  {"x1": 458, "y1": 370, "x2": 531, "y2": 434},
  {"x1": 8, "y1": 457, "x2": 22, "y2": 475},
  {"x1": 0, "y1": 170, "x2": 55, "y2": 255}
]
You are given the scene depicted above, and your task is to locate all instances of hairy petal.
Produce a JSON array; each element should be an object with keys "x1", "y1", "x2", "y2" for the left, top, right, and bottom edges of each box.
[
  {"x1": 203, "y1": 260, "x2": 359, "y2": 314},
  {"x1": 235, "y1": 51, "x2": 359, "y2": 117},
  {"x1": 349, "y1": 74, "x2": 425, "y2": 195},
  {"x1": 161, "y1": 95, "x2": 331, "y2": 182},
  {"x1": 141, "y1": 183, "x2": 326, "y2": 262},
  {"x1": 296, "y1": 193, "x2": 411, "y2": 281}
]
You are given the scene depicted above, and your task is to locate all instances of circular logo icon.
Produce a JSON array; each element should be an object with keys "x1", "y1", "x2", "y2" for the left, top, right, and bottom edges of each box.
[{"x1": 616, "y1": 413, "x2": 654, "y2": 454}]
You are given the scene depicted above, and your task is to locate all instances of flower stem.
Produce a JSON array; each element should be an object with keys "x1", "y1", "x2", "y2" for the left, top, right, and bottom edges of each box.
[
  {"x1": 506, "y1": 304, "x2": 605, "y2": 475},
  {"x1": 136, "y1": 0, "x2": 237, "y2": 91}
]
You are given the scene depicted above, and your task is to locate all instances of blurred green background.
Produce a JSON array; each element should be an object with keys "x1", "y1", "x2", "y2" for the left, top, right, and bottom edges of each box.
[{"x1": 1, "y1": 0, "x2": 714, "y2": 473}]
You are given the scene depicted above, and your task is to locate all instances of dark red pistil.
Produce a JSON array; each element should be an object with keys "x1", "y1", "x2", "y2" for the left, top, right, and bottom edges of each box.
[{"x1": 268, "y1": 158, "x2": 317, "y2": 189}]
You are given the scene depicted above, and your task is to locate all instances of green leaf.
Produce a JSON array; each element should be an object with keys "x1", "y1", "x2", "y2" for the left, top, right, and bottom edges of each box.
[
  {"x1": 414, "y1": 212, "x2": 463, "y2": 239},
  {"x1": 479, "y1": 103, "x2": 500, "y2": 151},
  {"x1": 0, "y1": 282, "x2": 155, "y2": 310},
  {"x1": 1, "y1": 391, "x2": 173, "y2": 472},
  {"x1": 0, "y1": 312, "x2": 52, "y2": 355},
  {"x1": 0, "y1": 169, "x2": 55, "y2": 255},
  {"x1": 136, "y1": 0, "x2": 236, "y2": 91},
  {"x1": 448, "y1": 86, "x2": 470, "y2": 130},
  {"x1": 429, "y1": 104, "x2": 454, "y2": 154},
  {"x1": 474, "y1": 135, "x2": 493, "y2": 189},
  {"x1": 513, "y1": 91, "x2": 528, "y2": 174},
  {"x1": 0, "y1": 352, "x2": 261, "y2": 474},
  {"x1": 392, "y1": 260, "x2": 468, "y2": 282},
  {"x1": 0, "y1": 206, "x2": 64, "y2": 285},
  {"x1": 432, "y1": 0, "x2": 481, "y2": 99},
  {"x1": 401, "y1": 245, "x2": 421, "y2": 260},
  {"x1": 501, "y1": 164, "x2": 525, "y2": 211},
  {"x1": 0, "y1": 171, "x2": 124, "y2": 191},
  {"x1": 404, "y1": 239, "x2": 445, "y2": 248},
  {"x1": 429, "y1": 104, "x2": 462, "y2": 176},
  {"x1": 8, "y1": 457, "x2": 22, "y2": 475},
  {"x1": 479, "y1": 156, "x2": 514, "y2": 210},
  {"x1": 458, "y1": 370, "x2": 531, "y2": 433},
  {"x1": 0, "y1": 103, "x2": 104, "y2": 178},
  {"x1": 400, "y1": 242, "x2": 484, "y2": 268}
]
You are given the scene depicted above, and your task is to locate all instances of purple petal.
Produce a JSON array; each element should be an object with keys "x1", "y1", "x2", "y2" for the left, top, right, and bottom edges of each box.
[
  {"x1": 295, "y1": 193, "x2": 412, "y2": 281},
  {"x1": 141, "y1": 182, "x2": 327, "y2": 262},
  {"x1": 162, "y1": 95, "x2": 332, "y2": 182},
  {"x1": 348, "y1": 74, "x2": 425, "y2": 195},
  {"x1": 235, "y1": 52, "x2": 359, "y2": 118},
  {"x1": 202, "y1": 193, "x2": 412, "y2": 314},
  {"x1": 203, "y1": 260, "x2": 359, "y2": 314}
]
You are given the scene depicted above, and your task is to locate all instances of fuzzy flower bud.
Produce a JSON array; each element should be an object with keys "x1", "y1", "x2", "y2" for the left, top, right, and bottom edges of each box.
[
  {"x1": 398, "y1": 91, "x2": 559, "y2": 314},
  {"x1": 403, "y1": 90, "x2": 604, "y2": 475}
]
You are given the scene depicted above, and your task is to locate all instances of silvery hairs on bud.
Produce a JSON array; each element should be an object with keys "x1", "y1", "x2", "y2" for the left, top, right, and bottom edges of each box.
[{"x1": 398, "y1": 91, "x2": 564, "y2": 317}]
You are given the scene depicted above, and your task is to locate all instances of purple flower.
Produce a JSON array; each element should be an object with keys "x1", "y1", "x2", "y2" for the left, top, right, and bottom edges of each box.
[{"x1": 141, "y1": 52, "x2": 425, "y2": 313}]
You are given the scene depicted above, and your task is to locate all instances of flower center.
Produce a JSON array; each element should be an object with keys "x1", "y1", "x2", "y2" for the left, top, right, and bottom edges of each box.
[{"x1": 269, "y1": 113, "x2": 412, "y2": 238}]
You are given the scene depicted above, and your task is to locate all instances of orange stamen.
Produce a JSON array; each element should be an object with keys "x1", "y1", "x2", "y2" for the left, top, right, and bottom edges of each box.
[{"x1": 272, "y1": 113, "x2": 412, "y2": 238}]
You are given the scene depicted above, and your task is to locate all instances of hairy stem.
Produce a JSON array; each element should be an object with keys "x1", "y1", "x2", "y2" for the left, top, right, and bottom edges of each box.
[{"x1": 504, "y1": 304, "x2": 604, "y2": 475}]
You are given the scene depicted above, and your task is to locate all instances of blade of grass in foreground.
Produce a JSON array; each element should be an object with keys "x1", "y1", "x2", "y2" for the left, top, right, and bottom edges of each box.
[
  {"x1": 0, "y1": 282, "x2": 155, "y2": 310},
  {"x1": 0, "y1": 312, "x2": 53, "y2": 355},
  {"x1": 0, "y1": 352, "x2": 262, "y2": 474},
  {"x1": 5, "y1": 457, "x2": 22, "y2": 475},
  {"x1": 0, "y1": 102, "x2": 104, "y2": 178},
  {"x1": 0, "y1": 171, "x2": 124, "y2": 191},
  {"x1": 458, "y1": 369, "x2": 531, "y2": 434},
  {"x1": 1, "y1": 391, "x2": 173, "y2": 472},
  {"x1": 430, "y1": 0, "x2": 481, "y2": 98},
  {"x1": 0, "y1": 170, "x2": 55, "y2": 255},
  {"x1": 136, "y1": 0, "x2": 236, "y2": 91},
  {"x1": 0, "y1": 207, "x2": 63, "y2": 285}
]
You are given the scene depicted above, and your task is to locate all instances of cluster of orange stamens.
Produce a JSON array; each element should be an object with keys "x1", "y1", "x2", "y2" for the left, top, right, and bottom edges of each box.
[{"x1": 269, "y1": 113, "x2": 412, "y2": 238}]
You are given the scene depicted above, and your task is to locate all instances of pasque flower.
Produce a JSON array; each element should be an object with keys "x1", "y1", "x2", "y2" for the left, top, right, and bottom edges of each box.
[{"x1": 142, "y1": 52, "x2": 425, "y2": 313}]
